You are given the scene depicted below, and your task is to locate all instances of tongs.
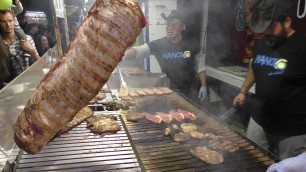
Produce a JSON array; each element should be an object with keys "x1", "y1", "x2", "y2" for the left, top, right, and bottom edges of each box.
[{"x1": 117, "y1": 66, "x2": 129, "y2": 97}]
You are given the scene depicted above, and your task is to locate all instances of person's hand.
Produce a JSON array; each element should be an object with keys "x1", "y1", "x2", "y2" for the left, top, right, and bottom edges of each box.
[
  {"x1": 198, "y1": 86, "x2": 207, "y2": 102},
  {"x1": 20, "y1": 40, "x2": 35, "y2": 54},
  {"x1": 266, "y1": 153, "x2": 306, "y2": 172},
  {"x1": 14, "y1": 0, "x2": 20, "y2": 5},
  {"x1": 232, "y1": 92, "x2": 246, "y2": 107}
]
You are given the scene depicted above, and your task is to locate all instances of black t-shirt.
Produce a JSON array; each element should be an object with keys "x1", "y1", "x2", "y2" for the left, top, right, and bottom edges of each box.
[
  {"x1": 251, "y1": 32, "x2": 306, "y2": 135},
  {"x1": 147, "y1": 37, "x2": 200, "y2": 89}
]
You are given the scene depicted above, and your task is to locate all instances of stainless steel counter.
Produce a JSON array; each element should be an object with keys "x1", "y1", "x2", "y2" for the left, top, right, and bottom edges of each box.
[
  {"x1": 0, "y1": 47, "x2": 58, "y2": 171},
  {"x1": 206, "y1": 66, "x2": 255, "y2": 94}
]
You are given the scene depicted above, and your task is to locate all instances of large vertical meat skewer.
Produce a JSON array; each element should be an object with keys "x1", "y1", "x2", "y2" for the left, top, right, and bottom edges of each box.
[{"x1": 14, "y1": 0, "x2": 146, "y2": 155}]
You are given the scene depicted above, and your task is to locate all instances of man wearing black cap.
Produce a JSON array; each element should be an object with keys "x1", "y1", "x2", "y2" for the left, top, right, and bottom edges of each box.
[
  {"x1": 233, "y1": 0, "x2": 306, "y2": 162},
  {"x1": 124, "y1": 10, "x2": 207, "y2": 102}
]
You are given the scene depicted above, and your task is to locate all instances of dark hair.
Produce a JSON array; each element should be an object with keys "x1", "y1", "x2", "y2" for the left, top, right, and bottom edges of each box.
[
  {"x1": 276, "y1": 10, "x2": 291, "y2": 23},
  {"x1": 0, "y1": 10, "x2": 13, "y2": 16},
  {"x1": 35, "y1": 34, "x2": 49, "y2": 56}
]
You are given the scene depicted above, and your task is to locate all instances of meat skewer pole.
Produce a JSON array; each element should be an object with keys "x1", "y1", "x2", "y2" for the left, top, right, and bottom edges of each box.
[{"x1": 14, "y1": 0, "x2": 147, "y2": 155}]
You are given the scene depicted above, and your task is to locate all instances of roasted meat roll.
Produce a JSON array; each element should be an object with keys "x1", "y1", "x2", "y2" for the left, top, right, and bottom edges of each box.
[{"x1": 14, "y1": 0, "x2": 146, "y2": 154}]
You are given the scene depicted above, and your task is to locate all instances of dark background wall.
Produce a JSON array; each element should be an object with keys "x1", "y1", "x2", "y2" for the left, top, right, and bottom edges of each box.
[{"x1": 19, "y1": 0, "x2": 53, "y2": 26}]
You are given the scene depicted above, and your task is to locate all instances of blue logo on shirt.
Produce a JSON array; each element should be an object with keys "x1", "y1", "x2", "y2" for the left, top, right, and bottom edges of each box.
[
  {"x1": 162, "y1": 51, "x2": 191, "y2": 59},
  {"x1": 254, "y1": 55, "x2": 287, "y2": 76}
]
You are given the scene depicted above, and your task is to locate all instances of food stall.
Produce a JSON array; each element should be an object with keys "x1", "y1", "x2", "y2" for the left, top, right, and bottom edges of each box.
[
  {"x1": 0, "y1": 50, "x2": 278, "y2": 171},
  {"x1": 0, "y1": 0, "x2": 289, "y2": 171}
]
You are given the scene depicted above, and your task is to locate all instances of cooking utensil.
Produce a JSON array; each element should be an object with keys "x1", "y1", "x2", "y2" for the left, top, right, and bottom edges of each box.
[
  {"x1": 117, "y1": 66, "x2": 129, "y2": 97},
  {"x1": 219, "y1": 107, "x2": 237, "y2": 124}
]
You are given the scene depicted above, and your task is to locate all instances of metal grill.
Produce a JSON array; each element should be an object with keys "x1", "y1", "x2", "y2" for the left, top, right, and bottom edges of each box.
[
  {"x1": 15, "y1": 112, "x2": 142, "y2": 172},
  {"x1": 121, "y1": 93, "x2": 278, "y2": 172}
]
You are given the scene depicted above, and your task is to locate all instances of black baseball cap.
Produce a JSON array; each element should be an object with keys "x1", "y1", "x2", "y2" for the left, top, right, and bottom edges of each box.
[
  {"x1": 161, "y1": 10, "x2": 184, "y2": 23},
  {"x1": 250, "y1": 0, "x2": 296, "y2": 33}
]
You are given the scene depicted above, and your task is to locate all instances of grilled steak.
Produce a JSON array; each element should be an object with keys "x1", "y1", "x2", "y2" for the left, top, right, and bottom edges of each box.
[
  {"x1": 126, "y1": 113, "x2": 145, "y2": 122},
  {"x1": 177, "y1": 109, "x2": 196, "y2": 120},
  {"x1": 159, "y1": 87, "x2": 173, "y2": 94},
  {"x1": 169, "y1": 110, "x2": 185, "y2": 122},
  {"x1": 57, "y1": 106, "x2": 93, "y2": 135},
  {"x1": 128, "y1": 90, "x2": 139, "y2": 97},
  {"x1": 191, "y1": 146, "x2": 224, "y2": 164},
  {"x1": 86, "y1": 115, "x2": 121, "y2": 135},
  {"x1": 180, "y1": 123, "x2": 197, "y2": 133},
  {"x1": 145, "y1": 113, "x2": 162, "y2": 124},
  {"x1": 152, "y1": 88, "x2": 164, "y2": 95},
  {"x1": 14, "y1": 0, "x2": 146, "y2": 154},
  {"x1": 142, "y1": 88, "x2": 155, "y2": 95},
  {"x1": 156, "y1": 112, "x2": 172, "y2": 123},
  {"x1": 208, "y1": 140, "x2": 239, "y2": 152},
  {"x1": 134, "y1": 89, "x2": 147, "y2": 96}
]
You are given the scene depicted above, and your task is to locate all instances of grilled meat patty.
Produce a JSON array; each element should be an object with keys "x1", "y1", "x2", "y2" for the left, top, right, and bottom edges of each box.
[
  {"x1": 86, "y1": 115, "x2": 121, "y2": 134},
  {"x1": 180, "y1": 123, "x2": 197, "y2": 133},
  {"x1": 126, "y1": 113, "x2": 145, "y2": 122},
  {"x1": 191, "y1": 146, "x2": 224, "y2": 164},
  {"x1": 208, "y1": 139, "x2": 239, "y2": 152}
]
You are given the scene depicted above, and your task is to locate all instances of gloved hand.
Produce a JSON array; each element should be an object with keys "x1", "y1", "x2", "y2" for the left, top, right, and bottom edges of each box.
[
  {"x1": 198, "y1": 86, "x2": 207, "y2": 102},
  {"x1": 266, "y1": 153, "x2": 306, "y2": 172}
]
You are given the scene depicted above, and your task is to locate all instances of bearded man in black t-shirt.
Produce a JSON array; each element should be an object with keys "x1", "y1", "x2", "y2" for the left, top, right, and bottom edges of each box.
[{"x1": 233, "y1": 0, "x2": 306, "y2": 163}]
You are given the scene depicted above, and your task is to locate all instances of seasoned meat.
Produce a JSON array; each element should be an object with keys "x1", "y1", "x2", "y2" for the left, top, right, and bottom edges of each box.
[
  {"x1": 89, "y1": 97, "x2": 98, "y2": 104},
  {"x1": 180, "y1": 123, "x2": 197, "y2": 133},
  {"x1": 164, "y1": 127, "x2": 171, "y2": 136},
  {"x1": 159, "y1": 87, "x2": 173, "y2": 94},
  {"x1": 14, "y1": 0, "x2": 146, "y2": 154},
  {"x1": 86, "y1": 115, "x2": 121, "y2": 135},
  {"x1": 145, "y1": 113, "x2": 162, "y2": 124},
  {"x1": 57, "y1": 106, "x2": 93, "y2": 135},
  {"x1": 142, "y1": 88, "x2": 155, "y2": 95},
  {"x1": 173, "y1": 132, "x2": 190, "y2": 142},
  {"x1": 177, "y1": 109, "x2": 196, "y2": 120},
  {"x1": 202, "y1": 133, "x2": 224, "y2": 140},
  {"x1": 169, "y1": 110, "x2": 185, "y2": 122},
  {"x1": 96, "y1": 92, "x2": 106, "y2": 100},
  {"x1": 172, "y1": 124, "x2": 179, "y2": 130},
  {"x1": 156, "y1": 112, "x2": 172, "y2": 123},
  {"x1": 151, "y1": 88, "x2": 164, "y2": 95},
  {"x1": 189, "y1": 131, "x2": 206, "y2": 139},
  {"x1": 134, "y1": 89, "x2": 147, "y2": 96},
  {"x1": 126, "y1": 113, "x2": 145, "y2": 122},
  {"x1": 208, "y1": 140, "x2": 239, "y2": 152},
  {"x1": 190, "y1": 146, "x2": 224, "y2": 164},
  {"x1": 128, "y1": 90, "x2": 139, "y2": 97}
]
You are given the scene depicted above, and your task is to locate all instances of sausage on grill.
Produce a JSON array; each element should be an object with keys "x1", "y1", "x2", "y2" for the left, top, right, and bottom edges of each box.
[{"x1": 14, "y1": 0, "x2": 146, "y2": 154}]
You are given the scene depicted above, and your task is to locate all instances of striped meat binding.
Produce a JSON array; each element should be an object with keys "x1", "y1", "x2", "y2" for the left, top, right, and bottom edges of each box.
[{"x1": 14, "y1": 0, "x2": 147, "y2": 154}]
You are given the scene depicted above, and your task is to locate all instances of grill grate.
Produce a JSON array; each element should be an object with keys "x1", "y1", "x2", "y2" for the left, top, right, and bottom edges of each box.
[
  {"x1": 15, "y1": 112, "x2": 142, "y2": 172},
  {"x1": 121, "y1": 93, "x2": 278, "y2": 172}
]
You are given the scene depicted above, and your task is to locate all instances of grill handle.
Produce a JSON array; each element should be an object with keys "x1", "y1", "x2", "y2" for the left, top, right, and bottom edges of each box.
[{"x1": 219, "y1": 107, "x2": 237, "y2": 124}]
